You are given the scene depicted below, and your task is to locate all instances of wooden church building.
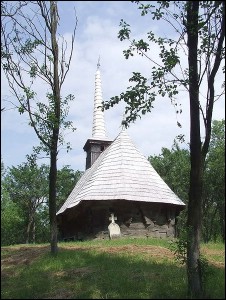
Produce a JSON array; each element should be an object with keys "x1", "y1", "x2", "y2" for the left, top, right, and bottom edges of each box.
[{"x1": 56, "y1": 62, "x2": 185, "y2": 241}]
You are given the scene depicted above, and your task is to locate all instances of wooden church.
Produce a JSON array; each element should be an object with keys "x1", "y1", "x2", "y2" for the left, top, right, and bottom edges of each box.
[{"x1": 56, "y1": 63, "x2": 185, "y2": 241}]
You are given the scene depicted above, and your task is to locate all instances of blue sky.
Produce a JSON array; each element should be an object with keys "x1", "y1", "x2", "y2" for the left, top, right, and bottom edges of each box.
[{"x1": 1, "y1": 1, "x2": 225, "y2": 171}]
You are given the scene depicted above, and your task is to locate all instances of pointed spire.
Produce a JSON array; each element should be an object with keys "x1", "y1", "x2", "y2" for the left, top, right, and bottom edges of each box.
[{"x1": 92, "y1": 58, "x2": 107, "y2": 139}]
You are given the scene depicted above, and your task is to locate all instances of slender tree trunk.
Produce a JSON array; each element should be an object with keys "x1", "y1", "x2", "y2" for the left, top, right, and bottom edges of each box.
[
  {"x1": 186, "y1": 1, "x2": 203, "y2": 298},
  {"x1": 218, "y1": 202, "x2": 225, "y2": 242},
  {"x1": 32, "y1": 215, "x2": 36, "y2": 244},
  {"x1": 48, "y1": 1, "x2": 60, "y2": 255},
  {"x1": 208, "y1": 206, "x2": 218, "y2": 242},
  {"x1": 26, "y1": 218, "x2": 32, "y2": 244},
  {"x1": 49, "y1": 148, "x2": 58, "y2": 254}
]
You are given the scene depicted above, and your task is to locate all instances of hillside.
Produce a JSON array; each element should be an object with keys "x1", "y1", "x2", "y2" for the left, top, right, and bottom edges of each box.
[{"x1": 1, "y1": 238, "x2": 225, "y2": 299}]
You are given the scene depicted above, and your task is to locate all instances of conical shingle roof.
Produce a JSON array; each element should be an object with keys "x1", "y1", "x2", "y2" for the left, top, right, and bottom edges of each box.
[{"x1": 57, "y1": 129, "x2": 185, "y2": 215}]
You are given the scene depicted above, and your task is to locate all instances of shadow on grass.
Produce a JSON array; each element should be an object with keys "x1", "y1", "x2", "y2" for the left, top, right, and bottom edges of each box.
[{"x1": 1, "y1": 247, "x2": 224, "y2": 299}]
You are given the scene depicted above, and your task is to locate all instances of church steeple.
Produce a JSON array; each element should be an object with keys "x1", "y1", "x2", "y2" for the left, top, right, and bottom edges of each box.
[
  {"x1": 83, "y1": 60, "x2": 112, "y2": 170},
  {"x1": 92, "y1": 58, "x2": 107, "y2": 139}
]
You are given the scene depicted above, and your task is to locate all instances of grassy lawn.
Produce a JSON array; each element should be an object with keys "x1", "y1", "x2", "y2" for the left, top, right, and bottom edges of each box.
[{"x1": 1, "y1": 238, "x2": 225, "y2": 299}]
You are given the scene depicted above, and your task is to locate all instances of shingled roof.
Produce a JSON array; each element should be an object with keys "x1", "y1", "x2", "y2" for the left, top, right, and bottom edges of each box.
[{"x1": 57, "y1": 129, "x2": 185, "y2": 215}]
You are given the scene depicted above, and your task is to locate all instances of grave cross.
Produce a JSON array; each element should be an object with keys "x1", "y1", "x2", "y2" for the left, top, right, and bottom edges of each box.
[{"x1": 109, "y1": 213, "x2": 117, "y2": 223}]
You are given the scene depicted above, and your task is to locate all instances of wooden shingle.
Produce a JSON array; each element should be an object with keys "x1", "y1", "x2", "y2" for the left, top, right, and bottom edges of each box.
[{"x1": 57, "y1": 129, "x2": 185, "y2": 216}]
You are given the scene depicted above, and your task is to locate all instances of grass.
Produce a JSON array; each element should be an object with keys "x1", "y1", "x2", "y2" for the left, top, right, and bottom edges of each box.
[{"x1": 1, "y1": 238, "x2": 225, "y2": 299}]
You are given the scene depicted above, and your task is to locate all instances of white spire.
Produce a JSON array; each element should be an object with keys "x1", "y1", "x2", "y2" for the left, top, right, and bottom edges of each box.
[{"x1": 92, "y1": 59, "x2": 107, "y2": 139}]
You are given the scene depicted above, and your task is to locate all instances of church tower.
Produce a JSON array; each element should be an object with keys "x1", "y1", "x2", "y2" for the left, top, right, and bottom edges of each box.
[
  {"x1": 83, "y1": 59, "x2": 112, "y2": 169},
  {"x1": 57, "y1": 61, "x2": 185, "y2": 241}
]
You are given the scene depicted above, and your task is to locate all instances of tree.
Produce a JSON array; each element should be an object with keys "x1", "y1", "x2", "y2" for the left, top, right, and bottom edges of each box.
[
  {"x1": 149, "y1": 142, "x2": 190, "y2": 233},
  {"x1": 56, "y1": 166, "x2": 83, "y2": 211},
  {"x1": 103, "y1": 1, "x2": 225, "y2": 297},
  {"x1": 202, "y1": 119, "x2": 225, "y2": 242},
  {"x1": 149, "y1": 125, "x2": 225, "y2": 242},
  {"x1": 4, "y1": 159, "x2": 49, "y2": 244},
  {"x1": 1, "y1": 2, "x2": 77, "y2": 254},
  {"x1": 1, "y1": 161, "x2": 24, "y2": 246},
  {"x1": 1, "y1": 158, "x2": 82, "y2": 245},
  {"x1": 149, "y1": 142, "x2": 190, "y2": 203}
]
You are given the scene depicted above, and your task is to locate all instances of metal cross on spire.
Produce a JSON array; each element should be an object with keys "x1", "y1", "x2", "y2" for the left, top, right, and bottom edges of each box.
[{"x1": 97, "y1": 55, "x2": 100, "y2": 69}]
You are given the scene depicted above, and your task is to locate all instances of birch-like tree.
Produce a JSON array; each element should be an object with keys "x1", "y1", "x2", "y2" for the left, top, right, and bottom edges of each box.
[{"x1": 1, "y1": 1, "x2": 77, "y2": 254}]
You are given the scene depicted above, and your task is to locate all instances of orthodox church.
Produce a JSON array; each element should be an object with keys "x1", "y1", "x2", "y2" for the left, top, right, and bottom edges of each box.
[{"x1": 56, "y1": 62, "x2": 185, "y2": 241}]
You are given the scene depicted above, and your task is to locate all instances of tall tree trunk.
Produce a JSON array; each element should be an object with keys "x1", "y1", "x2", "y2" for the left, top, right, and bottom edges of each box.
[
  {"x1": 208, "y1": 206, "x2": 218, "y2": 242},
  {"x1": 218, "y1": 202, "x2": 225, "y2": 242},
  {"x1": 26, "y1": 217, "x2": 32, "y2": 244},
  {"x1": 49, "y1": 148, "x2": 58, "y2": 254},
  {"x1": 48, "y1": 1, "x2": 60, "y2": 255},
  {"x1": 186, "y1": 1, "x2": 203, "y2": 298},
  {"x1": 32, "y1": 215, "x2": 36, "y2": 244}
]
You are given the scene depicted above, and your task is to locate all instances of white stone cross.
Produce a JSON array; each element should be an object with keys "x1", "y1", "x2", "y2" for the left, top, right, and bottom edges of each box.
[
  {"x1": 108, "y1": 213, "x2": 121, "y2": 239},
  {"x1": 109, "y1": 213, "x2": 117, "y2": 223}
]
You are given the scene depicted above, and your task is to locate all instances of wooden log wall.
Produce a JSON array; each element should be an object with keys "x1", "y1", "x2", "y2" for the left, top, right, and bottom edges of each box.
[{"x1": 57, "y1": 200, "x2": 182, "y2": 241}]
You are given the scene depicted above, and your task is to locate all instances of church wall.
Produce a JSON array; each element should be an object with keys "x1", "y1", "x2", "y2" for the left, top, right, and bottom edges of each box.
[{"x1": 57, "y1": 200, "x2": 180, "y2": 241}]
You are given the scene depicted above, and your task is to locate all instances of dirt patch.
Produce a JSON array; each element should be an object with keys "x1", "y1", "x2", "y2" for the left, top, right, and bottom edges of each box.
[
  {"x1": 60, "y1": 244, "x2": 225, "y2": 268},
  {"x1": 2, "y1": 246, "x2": 48, "y2": 267},
  {"x1": 54, "y1": 266, "x2": 94, "y2": 278},
  {"x1": 1, "y1": 245, "x2": 49, "y2": 281},
  {"x1": 96, "y1": 245, "x2": 175, "y2": 259},
  {"x1": 2, "y1": 244, "x2": 225, "y2": 272},
  {"x1": 201, "y1": 248, "x2": 225, "y2": 256},
  {"x1": 61, "y1": 244, "x2": 174, "y2": 258},
  {"x1": 201, "y1": 248, "x2": 225, "y2": 269}
]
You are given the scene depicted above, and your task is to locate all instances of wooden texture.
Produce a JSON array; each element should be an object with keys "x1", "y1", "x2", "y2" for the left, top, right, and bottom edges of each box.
[
  {"x1": 57, "y1": 200, "x2": 182, "y2": 241},
  {"x1": 57, "y1": 130, "x2": 185, "y2": 216}
]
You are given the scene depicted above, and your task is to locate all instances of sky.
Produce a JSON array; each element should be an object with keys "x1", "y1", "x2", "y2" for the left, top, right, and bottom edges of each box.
[{"x1": 1, "y1": 1, "x2": 225, "y2": 172}]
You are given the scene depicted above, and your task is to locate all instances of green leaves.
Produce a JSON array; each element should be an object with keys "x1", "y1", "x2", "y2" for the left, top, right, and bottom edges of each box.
[
  {"x1": 169, "y1": 227, "x2": 188, "y2": 265},
  {"x1": 18, "y1": 106, "x2": 25, "y2": 114},
  {"x1": 149, "y1": 142, "x2": 190, "y2": 204},
  {"x1": 103, "y1": 72, "x2": 156, "y2": 127},
  {"x1": 134, "y1": 1, "x2": 168, "y2": 18},
  {"x1": 1, "y1": 1, "x2": 77, "y2": 162},
  {"x1": 118, "y1": 19, "x2": 131, "y2": 41},
  {"x1": 103, "y1": 2, "x2": 188, "y2": 128},
  {"x1": 1, "y1": 156, "x2": 83, "y2": 245},
  {"x1": 160, "y1": 48, "x2": 180, "y2": 70},
  {"x1": 56, "y1": 166, "x2": 83, "y2": 210},
  {"x1": 23, "y1": 87, "x2": 36, "y2": 100},
  {"x1": 20, "y1": 38, "x2": 41, "y2": 55},
  {"x1": 29, "y1": 64, "x2": 38, "y2": 78},
  {"x1": 202, "y1": 120, "x2": 225, "y2": 242}
]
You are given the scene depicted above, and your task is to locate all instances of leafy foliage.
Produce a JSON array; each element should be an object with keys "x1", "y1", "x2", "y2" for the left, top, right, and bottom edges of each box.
[
  {"x1": 1, "y1": 161, "x2": 24, "y2": 245},
  {"x1": 149, "y1": 142, "x2": 190, "y2": 203},
  {"x1": 149, "y1": 119, "x2": 225, "y2": 242},
  {"x1": 202, "y1": 119, "x2": 225, "y2": 242},
  {"x1": 169, "y1": 227, "x2": 188, "y2": 265},
  {"x1": 56, "y1": 166, "x2": 83, "y2": 211},
  {"x1": 102, "y1": 1, "x2": 224, "y2": 133},
  {"x1": 1, "y1": 158, "x2": 82, "y2": 246},
  {"x1": 149, "y1": 142, "x2": 190, "y2": 233}
]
